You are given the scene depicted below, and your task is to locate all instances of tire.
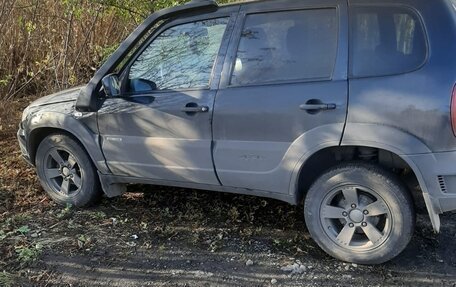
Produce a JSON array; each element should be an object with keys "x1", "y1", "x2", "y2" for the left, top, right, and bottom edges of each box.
[
  {"x1": 304, "y1": 163, "x2": 415, "y2": 264},
  {"x1": 35, "y1": 133, "x2": 101, "y2": 207}
]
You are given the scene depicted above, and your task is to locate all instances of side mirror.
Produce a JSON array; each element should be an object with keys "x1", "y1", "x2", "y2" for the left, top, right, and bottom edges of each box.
[{"x1": 101, "y1": 74, "x2": 120, "y2": 97}]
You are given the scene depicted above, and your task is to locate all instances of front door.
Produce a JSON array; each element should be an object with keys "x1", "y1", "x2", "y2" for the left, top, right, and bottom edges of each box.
[
  {"x1": 98, "y1": 16, "x2": 233, "y2": 185},
  {"x1": 213, "y1": 0, "x2": 349, "y2": 194}
]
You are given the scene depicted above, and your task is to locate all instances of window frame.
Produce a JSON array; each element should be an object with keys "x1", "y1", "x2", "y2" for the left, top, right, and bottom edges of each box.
[
  {"x1": 221, "y1": 3, "x2": 345, "y2": 89},
  {"x1": 117, "y1": 13, "x2": 236, "y2": 96},
  {"x1": 348, "y1": 3, "x2": 430, "y2": 79}
]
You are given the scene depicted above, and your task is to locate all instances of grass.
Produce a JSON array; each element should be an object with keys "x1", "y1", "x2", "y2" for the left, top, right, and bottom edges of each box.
[
  {"x1": 15, "y1": 244, "x2": 43, "y2": 265},
  {"x1": 0, "y1": 271, "x2": 17, "y2": 287}
]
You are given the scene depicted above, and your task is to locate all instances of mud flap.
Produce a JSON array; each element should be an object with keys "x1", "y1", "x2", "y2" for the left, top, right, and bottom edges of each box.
[
  {"x1": 423, "y1": 192, "x2": 441, "y2": 233},
  {"x1": 98, "y1": 172, "x2": 127, "y2": 198}
]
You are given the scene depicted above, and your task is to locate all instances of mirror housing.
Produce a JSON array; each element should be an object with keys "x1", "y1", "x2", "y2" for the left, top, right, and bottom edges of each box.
[
  {"x1": 102, "y1": 74, "x2": 121, "y2": 97},
  {"x1": 130, "y1": 78, "x2": 158, "y2": 93}
]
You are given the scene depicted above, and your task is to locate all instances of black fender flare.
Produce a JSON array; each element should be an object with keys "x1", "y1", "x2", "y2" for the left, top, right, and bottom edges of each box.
[{"x1": 290, "y1": 123, "x2": 441, "y2": 232}]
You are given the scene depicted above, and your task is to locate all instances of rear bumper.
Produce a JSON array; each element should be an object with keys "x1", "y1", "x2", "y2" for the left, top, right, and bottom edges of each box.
[
  {"x1": 408, "y1": 150, "x2": 456, "y2": 214},
  {"x1": 17, "y1": 126, "x2": 33, "y2": 166}
]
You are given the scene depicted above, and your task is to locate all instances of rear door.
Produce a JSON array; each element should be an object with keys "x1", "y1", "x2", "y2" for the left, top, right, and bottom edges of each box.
[{"x1": 212, "y1": 0, "x2": 349, "y2": 193}]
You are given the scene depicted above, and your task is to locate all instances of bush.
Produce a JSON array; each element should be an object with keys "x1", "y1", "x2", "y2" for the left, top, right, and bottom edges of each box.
[{"x1": 0, "y1": 0, "x2": 236, "y2": 100}]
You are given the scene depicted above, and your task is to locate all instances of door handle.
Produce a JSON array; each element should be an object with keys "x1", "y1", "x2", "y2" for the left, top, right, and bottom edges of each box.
[
  {"x1": 181, "y1": 104, "x2": 209, "y2": 113},
  {"x1": 299, "y1": 103, "x2": 337, "y2": 111}
]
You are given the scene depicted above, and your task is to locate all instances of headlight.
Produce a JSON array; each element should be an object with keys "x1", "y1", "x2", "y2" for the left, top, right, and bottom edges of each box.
[{"x1": 21, "y1": 106, "x2": 30, "y2": 123}]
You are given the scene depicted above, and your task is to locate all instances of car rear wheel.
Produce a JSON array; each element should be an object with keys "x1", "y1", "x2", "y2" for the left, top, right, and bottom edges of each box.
[
  {"x1": 304, "y1": 163, "x2": 415, "y2": 264},
  {"x1": 35, "y1": 134, "x2": 101, "y2": 207}
]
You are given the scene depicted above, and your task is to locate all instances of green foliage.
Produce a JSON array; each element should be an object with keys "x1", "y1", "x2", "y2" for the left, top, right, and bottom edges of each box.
[
  {"x1": 151, "y1": 0, "x2": 188, "y2": 11},
  {"x1": 0, "y1": 75, "x2": 11, "y2": 87},
  {"x1": 96, "y1": 44, "x2": 120, "y2": 62},
  {"x1": 16, "y1": 225, "x2": 31, "y2": 235},
  {"x1": 0, "y1": 272, "x2": 16, "y2": 287},
  {"x1": 77, "y1": 234, "x2": 94, "y2": 249},
  {"x1": 15, "y1": 244, "x2": 43, "y2": 265},
  {"x1": 90, "y1": 211, "x2": 107, "y2": 220},
  {"x1": 56, "y1": 203, "x2": 73, "y2": 219},
  {"x1": 0, "y1": 230, "x2": 7, "y2": 241}
]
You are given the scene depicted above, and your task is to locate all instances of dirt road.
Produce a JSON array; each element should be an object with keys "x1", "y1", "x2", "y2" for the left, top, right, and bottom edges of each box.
[{"x1": 5, "y1": 187, "x2": 456, "y2": 287}]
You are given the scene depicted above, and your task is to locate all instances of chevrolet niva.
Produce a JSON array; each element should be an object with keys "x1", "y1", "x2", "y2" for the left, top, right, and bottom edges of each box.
[{"x1": 18, "y1": 0, "x2": 456, "y2": 264}]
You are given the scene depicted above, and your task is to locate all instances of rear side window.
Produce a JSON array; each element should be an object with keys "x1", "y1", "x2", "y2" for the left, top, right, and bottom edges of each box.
[
  {"x1": 230, "y1": 9, "x2": 338, "y2": 86},
  {"x1": 350, "y1": 6, "x2": 427, "y2": 78}
]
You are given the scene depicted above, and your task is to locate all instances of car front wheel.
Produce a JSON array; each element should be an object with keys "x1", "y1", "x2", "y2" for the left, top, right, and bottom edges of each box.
[
  {"x1": 304, "y1": 163, "x2": 415, "y2": 264},
  {"x1": 35, "y1": 134, "x2": 101, "y2": 207}
]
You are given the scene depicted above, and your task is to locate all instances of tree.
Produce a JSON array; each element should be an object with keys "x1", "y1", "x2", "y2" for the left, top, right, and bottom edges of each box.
[{"x1": 0, "y1": 0, "x2": 237, "y2": 100}]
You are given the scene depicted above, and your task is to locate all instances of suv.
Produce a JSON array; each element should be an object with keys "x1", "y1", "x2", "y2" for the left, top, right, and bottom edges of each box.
[{"x1": 18, "y1": 0, "x2": 456, "y2": 264}]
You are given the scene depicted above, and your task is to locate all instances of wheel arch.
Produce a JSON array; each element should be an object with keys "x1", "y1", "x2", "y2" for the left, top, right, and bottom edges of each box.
[
  {"x1": 26, "y1": 112, "x2": 110, "y2": 174},
  {"x1": 292, "y1": 143, "x2": 441, "y2": 232}
]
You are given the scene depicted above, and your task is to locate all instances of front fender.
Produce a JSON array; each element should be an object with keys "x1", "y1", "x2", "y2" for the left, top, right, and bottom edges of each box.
[{"x1": 26, "y1": 110, "x2": 110, "y2": 174}]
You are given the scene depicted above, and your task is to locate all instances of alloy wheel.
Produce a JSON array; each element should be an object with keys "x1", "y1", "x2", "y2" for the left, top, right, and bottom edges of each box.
[
  {"x1": 44, "y1": 148, "x2": 82, "y2": 196},
  {"x1": 319, "y1": 185, "x2": 392, "y2": 251}
]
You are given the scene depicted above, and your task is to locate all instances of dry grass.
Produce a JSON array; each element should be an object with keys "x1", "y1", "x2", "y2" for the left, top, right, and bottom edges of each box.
[
  {"x1": 0, "y1": 97, "x2": 42, "y2": 214},
  {"x1": 0, "y1": 98, "x2": 46, "y2": 283},
  {"x1": 0, "y1": 0, "x2": 240, "y2": 101},
  {"x1": 0, "y1": 0, "x2": 155, "y2": 101}
]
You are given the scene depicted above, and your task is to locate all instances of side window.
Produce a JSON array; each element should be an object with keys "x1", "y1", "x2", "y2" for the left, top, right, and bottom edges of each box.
[
  {"x1": 350, "y1": 6, "x2": 427, "y2": 78},
  {"x1": 129, "y1": 18, "x2": 229, "y2": 92},
  {"x1": 230, "y1": 9, "x2": 338, "y2": 86}
]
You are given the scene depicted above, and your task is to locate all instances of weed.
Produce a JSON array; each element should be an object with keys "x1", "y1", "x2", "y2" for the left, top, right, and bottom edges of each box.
[
  {"x1": 0, "y1": 271, "x2": 16, "y2": 287},
  {"x1": 16, "y1": 225, "x2": 30, "y2": 235},
  {"x1": 77, "y1": 234, "x2": 92, "y2": 249},
  {"x1": 15, "y1": 243, "x2": 42, "y2": 265},
  {"x1": 0, "y1": 225, "x2": 31, "y2": 242},
  {"x1": 89, "y1": 211, "x2": 107, "y2": 220},
  {"x1": 0, "y1": 75, "x2": 12, "y2": 88},
  {"x1": 5, "y1": 214, "x2": 32, "y2": 227},
  {"x1": 228, "y1": 207, "x2": 240, "y2": 223},
  {"x1": 0, "y1": 230, "x2": 7, "y2": 241},
  {"x1": 56, "y1": 203, "x2": 73, "y2": 219}
]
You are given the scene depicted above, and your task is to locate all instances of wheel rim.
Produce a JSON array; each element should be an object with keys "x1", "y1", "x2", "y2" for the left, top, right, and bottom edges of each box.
[
  {"x1": 319, "y1": 185, "x2": 392, "y2": 252},
  {"x1": 43, "y1": 148, "x2": 82, "y2": 196}
]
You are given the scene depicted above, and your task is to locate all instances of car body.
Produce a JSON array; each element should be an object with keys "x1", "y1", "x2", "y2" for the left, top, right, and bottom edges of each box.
[{"x1": 18, "y1": 0, "x2": 456, "y2": 264}]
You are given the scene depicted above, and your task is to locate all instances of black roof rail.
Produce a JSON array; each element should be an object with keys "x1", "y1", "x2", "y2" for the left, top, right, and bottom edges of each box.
[
  {"x1": 187, "y1": 0, "x2": 218, "y2": 4},
  {"x1": 76, "y1": 0, "x2": 219, "y2": 112}
]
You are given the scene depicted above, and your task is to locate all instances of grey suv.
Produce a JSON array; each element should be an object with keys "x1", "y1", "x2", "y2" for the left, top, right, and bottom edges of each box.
[{"x1": 17, "y1": 0, "x2": 456, "y2": 264}]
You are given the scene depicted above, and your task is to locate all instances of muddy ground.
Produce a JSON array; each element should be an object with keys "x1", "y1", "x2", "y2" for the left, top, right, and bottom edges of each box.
[{"x1": 2, "y1": 99, "x2": 456, "y2": 287}]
